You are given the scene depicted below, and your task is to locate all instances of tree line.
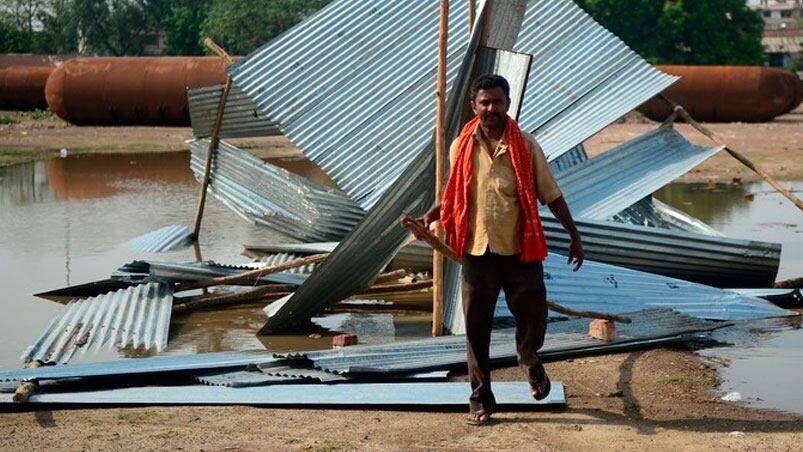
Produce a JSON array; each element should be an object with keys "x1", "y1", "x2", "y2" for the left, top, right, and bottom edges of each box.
[
  {"x1": 0, "y1": 0, "x2": 332, "y2": 56},
  {"x1": 1, "y1": 0, "x2": 765, "y2": 65}
]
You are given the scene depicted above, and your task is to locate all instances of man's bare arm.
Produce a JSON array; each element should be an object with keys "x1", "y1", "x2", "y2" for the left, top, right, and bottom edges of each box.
[{"x1": 546, "y1": 196, "x2": 583, "y2": 271}]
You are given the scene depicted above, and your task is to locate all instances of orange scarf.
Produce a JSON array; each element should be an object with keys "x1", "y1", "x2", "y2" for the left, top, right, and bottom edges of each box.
[{"x1": 440, "y1": 116, "x2": 548, "y2": 263}]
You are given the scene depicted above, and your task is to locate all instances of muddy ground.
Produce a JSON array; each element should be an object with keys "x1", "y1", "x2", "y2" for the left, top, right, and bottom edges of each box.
[{"x1": 1, "y1": 107, "x2": 802, "y2": 450}]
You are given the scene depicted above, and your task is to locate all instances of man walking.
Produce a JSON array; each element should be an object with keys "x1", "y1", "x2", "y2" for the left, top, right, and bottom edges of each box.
[{"x1": 420, "y1": 74, "x2": 583, "y2": 425}]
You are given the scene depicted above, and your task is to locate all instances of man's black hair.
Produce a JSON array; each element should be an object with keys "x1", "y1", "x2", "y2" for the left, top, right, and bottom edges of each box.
[{"x1": 469, "y1": 74, "x2": 510, "y2": 100}]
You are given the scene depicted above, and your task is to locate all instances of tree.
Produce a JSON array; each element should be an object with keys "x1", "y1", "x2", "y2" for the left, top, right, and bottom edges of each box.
[
  {"x1": 200, "y1": 0, "x2": 332, "y2": 55},
  {"x1": 575, "y1": 0, "x2": 765, "y2": 65},
  {"x1": 162, "y1": 1, "x2": 211, "y2": 55}
]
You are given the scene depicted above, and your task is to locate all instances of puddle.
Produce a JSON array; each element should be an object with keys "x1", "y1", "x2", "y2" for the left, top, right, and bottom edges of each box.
[
  {"x1": 698, "y1": 313, "x2": 803, "y2": 415},
  {"x1": 0, "y1": 152, "x2": 431, "y2": 368},
  {"x1": 655, "y1": 180, "x2": 802, "y2": 280},
  {"x1": 656, "y1": 180, "x2": 803, "y2": 415},
  {"x1": 1, "y1": 153, "x2": 802, "y2": 416}
]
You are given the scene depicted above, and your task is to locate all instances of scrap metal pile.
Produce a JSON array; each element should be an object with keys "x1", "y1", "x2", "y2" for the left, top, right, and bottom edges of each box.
[{"x1": 4, "y1": 0, "x2": 799, "y2": 407}]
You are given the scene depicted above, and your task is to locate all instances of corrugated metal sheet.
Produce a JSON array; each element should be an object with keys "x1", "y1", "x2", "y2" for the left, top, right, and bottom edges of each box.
[
  {"x1": 514, "y1": 1, "x2": 678, "y2": 160},
  {"x1": 128, "y1": 224, "x2": 193, "y2": 253},
  {"x1": 195, "y1": 369, "x2": 313, "y2": 387},
  {"x1": 196, "y1": 368, "x2": 451, "y2": 387},
  {"x1": 4, "y1": 381, "x2": 566, "y2": 406},
  {"x1": 149, "y1": 261, "x2": 307, "y2": 286},
  {"x1": 187, "y1": 82, "x2": 279, "y2": 139},
  {"x1": 549, "y1": 143, "x2": 587, "y2": 175},
  {"x1": 256, "y1": 253, "x2": 319, "y2": 275},
  {"x1": 21, "y1": 283, "x2": 174, "y2": 365},
  {"x1": 0, "y1": 351, "x2": 278, "y2": 383},
  {"x1": 188, "y1": 138, "x2": 364, "y2": 241},
  {"x1": 555, "y1": 126, "x2": 722, "y2": 220},
  {"x1": 111, "y1": 260, "x2": 306, "y2": 286},
  {"x1": 288, "y1": 309, "x2": 725, "y2": 374},
  {"x1": 229, "y1": 0, "x2": 468, "y2": 208},
  {"x1": 611, "y1": 197, "x2": 724, "y2": 237},
  {"x1": 540, "y1": 215, "x2": 780, "y2": 288},
  {"x1": 444, "y1": 254, "x2": 794, "y2": 334},
  {"x1": 229, "y1": 0, "x2": 677, "y2": 209}
]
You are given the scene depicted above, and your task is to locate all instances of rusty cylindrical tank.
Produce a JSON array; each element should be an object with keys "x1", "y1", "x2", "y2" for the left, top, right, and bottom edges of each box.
[
  {"x1": 45, "y1": 57, "x2": 231, "y2": 126},
  {"x1": 638, "y1": 65, "x2": 803, "y2": 123},
  {"x1": 0, "y1": 66, "x2": 53, "y2": 110}
]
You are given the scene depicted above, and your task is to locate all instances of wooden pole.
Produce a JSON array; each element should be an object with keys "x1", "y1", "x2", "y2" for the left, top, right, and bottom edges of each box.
[
  {"x1": 432, "y1": 0, "x2": 449, "y2": 337},
  {"x1": 661, "y1": 96, "x2": 803, "y2": 212},
  {"x1": 192, "y1": 38, "x2": 235, "y2": 240},
  {"x1": 13, "y1": 360, "x2": 42, "y2": 404},
  {"x1": 468, "y1": 0, "x2": 475, "y2": 35},
  {"x1": 402, "y1": 216, "x2": 633, "y2": 324},
  {"x1": 173, "y1": 279, "x2": 434, "y2": 314},
  {"x1": 175, "y1": 253, "x2": 330, "y2": 292}
]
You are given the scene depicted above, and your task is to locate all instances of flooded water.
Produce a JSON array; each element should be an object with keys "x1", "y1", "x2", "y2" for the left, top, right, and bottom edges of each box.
[
  {"x1": 656, "y1": 181, "x2": 803, "y2": 415},
  {"x1": 655, "y1": 180, "x2": 803, "y2": 280},
  {"x1": 0, "y1": 152, "x2": 430, "y2": 368},
  {"x1": 1, "y1": 153, "x2": 802, "y2": 415}
]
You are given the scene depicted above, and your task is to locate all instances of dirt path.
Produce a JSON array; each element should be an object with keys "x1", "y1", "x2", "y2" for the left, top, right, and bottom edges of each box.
[
  {"x1": 585, "y1": 106, "x2": 803, "y2": 183},
  {"x1": 1, "y1": 348, "x2": 801, "y2": 451}
]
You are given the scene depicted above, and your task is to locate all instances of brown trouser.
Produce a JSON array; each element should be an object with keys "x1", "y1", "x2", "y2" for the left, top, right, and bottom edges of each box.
[{"x1": 462, "y1": 250, "x2": 548, "y2": 413}]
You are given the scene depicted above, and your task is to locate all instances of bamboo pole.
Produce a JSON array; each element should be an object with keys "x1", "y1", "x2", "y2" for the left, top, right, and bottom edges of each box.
[
  {"x1": 175, "y1": 253, "x2": 330, "y2": 292},
  {"x1": 432, "y1": 0, "x2": 449, "y2": 337},
  {"x1": 13, "y1": 360, "x2": 42, "y2": 404},
  {"x1": 372, "y1": 269, "x2": 408, "y2": 285},
  {"x1": 773, "y1": 276, "x2": 803, "y2": 289},
  {"x1": 468, "y1": 0, "x2": 475, "y2": 35},
  {"x1": 191, "y1": 38, "x2": 235, "y2": 240},
  {"x1": 173, "y1": 280, "x2": 434, "y2": 314},
  {"x1": 401, "y1": 216, "x2": 633, "y2": 324},
  {"x1": 661, "y1": 96, "x2": 803, "y2": 212}
]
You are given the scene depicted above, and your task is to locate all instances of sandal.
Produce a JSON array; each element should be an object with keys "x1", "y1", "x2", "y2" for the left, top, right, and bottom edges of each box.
[
  {"x1": 466, "y1": 410, "x2": 492, "y2": 426},
  {"x1": 529, "y1": 363, "x2": 552, "y2": 401}
]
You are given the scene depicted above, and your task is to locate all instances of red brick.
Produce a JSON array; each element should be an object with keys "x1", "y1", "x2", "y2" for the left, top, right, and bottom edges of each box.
[
  {"x1": 588, "y1": 319, "x2": 616, "y2": 341},
  {"x1": 332, "y1": 334, "x2": 358, "y2": 348}
]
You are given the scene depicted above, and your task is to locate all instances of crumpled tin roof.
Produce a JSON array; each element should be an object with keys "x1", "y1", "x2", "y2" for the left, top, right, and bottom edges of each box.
[
  {"x1": 187, "y1": 82, "x2": 279, "y2": 139},
  {"x1": 554, "y1": 125, "x2": 722, "y2": 220},
  {"x1": 229, "y1": 0, "x2": 678, "y2": 209},
  {"x1": 21, "y1": 283, "x2": 174, "y2": 365},
  {"x1": 188, "y1": 138, "x2": 365, "y2": 241}
]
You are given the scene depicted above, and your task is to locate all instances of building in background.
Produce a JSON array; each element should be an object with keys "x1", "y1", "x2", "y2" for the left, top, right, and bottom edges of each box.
[{"x1": 748, "y1": 0, "x2": 803, "y2": 68}]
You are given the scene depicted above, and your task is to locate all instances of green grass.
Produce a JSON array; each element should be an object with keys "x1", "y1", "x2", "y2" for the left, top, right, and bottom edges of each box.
[
  {"x1": 315, "y1": 440, "x2": 355, "y2": 452},
  {"x1": 660, "y1": 375, "x2": 716, "y2": 386},
  {"x1": 0, "y1": 115, "x2": 18, "y2": 125},
  {"x1": 0, "y1": 148, "x2": 54, "y2": 166}
]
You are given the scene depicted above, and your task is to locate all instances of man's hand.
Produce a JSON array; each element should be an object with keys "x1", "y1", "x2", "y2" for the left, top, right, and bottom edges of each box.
[
  {"x1": 568, "y1": 238, "x2": 584, "y2": 271},
  {"x1": 418, "y1": 205, "x2": 441, "y2": 229},
  {"x1": 547, "y1": 196, "x2": 583, "y2": 271}
]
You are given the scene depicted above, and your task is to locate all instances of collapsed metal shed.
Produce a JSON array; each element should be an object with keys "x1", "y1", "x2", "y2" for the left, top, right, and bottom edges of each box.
[{"x1": 228, "y1": 0, "x2": 679, "y2": 209}]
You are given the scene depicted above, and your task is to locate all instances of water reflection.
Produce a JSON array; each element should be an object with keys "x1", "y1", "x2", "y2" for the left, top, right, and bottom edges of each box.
[
  {"x1": 656, "y1": 180, "x2": 802, "y2": 280},
  {"x1": 699, "y1": 312, "x2": 803, "y2": 415}
]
